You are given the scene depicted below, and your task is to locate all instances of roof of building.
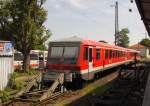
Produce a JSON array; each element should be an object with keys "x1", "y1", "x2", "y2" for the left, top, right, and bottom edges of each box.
[
  {"x1": 129, "y1": 43, "x2": 145, "y2": 49},
  {"x1": 135, "y1": 0, "x2": 150, "y2": 37}
]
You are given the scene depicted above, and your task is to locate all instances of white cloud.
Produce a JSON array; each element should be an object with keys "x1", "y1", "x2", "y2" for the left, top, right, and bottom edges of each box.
[
  {"x1": 44, "y1": 0, "x2": 147, "y2": 45},
  {"x1": 69, "y1": 0, "x2": 86, "y2": 9}
]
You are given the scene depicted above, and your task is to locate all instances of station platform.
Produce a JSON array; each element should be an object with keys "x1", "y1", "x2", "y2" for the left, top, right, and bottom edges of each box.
[{"x1": 142, "y1": 60, "x2": 150, "y2": 106}]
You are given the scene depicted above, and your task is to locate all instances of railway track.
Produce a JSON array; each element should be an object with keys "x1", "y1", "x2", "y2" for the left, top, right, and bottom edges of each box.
[
  {"x1": 36, "y1": 65, "x2": 137, "y2": 106},
  {"x1": 89, "y1": 62, "x2": 149, "y2": 106},
  {"x1": 4, "y1": 62, "x2": 146, "y2": 106},
  {"x1": 7, "y1": 67, "x2": 119, "y2": 106}
]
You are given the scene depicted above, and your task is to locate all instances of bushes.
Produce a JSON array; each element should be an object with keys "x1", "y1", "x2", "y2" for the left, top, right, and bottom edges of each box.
[
  {"x1": 15, "y1": 80, "x2": 25, "y2": 90},
  {"x1": 0, "y1": 90, "x2": 10, "y2": 102},
  {"x1": 9, "y1": 72, "x2": 25, "y2": 90}
]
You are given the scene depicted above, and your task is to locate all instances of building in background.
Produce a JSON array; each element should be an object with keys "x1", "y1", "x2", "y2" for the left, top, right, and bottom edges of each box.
[{"x1": 129, "y1": 43, "x2": 150, "y2": 58}]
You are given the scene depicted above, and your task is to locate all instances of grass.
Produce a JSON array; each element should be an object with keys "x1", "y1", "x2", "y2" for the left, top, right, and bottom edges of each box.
[
  {"x1": 0, "y1": 90, "x2": 11, "y2": 102},
  {"x1": 0, "y1": 69, "x2": 39, "y2": 103},
  {"x1": 90, "y1": 81, "x2": 113, "y2": 94},
  {"x1": 81, "y1": 80, "x2": 113, "y2": 96},
  {"x1": 14, "y1": 68, "x2": 39, "y2": 77}
]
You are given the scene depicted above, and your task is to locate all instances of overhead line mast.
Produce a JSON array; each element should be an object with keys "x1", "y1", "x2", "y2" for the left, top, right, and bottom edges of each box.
[{"x1": 115, "y1": 1, "x2": 119, "y2": 45}]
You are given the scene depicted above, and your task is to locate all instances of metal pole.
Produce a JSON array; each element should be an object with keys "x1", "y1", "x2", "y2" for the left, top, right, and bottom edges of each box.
[{"x1": 115, "y1": 1, "x2": 119, "y2": 45}]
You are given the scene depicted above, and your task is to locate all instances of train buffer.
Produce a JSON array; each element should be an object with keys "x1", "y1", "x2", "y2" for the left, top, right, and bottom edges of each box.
[{"x1": 13, "y1": 72, "x2": 65, "y2": 102}]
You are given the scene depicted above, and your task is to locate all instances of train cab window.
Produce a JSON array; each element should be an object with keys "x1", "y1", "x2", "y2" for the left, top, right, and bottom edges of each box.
[
  {"x1": 105, "y1": 50, "x2": 109, "y2": 59},
  {"x1": 49, "y1": 46, "x2": 79, "y2": 64},
  {"x1": 84, "y1": 47, "x2": 88, "y2": 60},
  {"x1": 96, "y1": 49, "x2": 100, "y2": 60},
  {"x1": 50, "y1": 47, "x2": 63, "y2": 58},
  {"x1": 64, "y1": 47, "x2": 79, "y2": 58},
  {"x1": 14, "y1": 52, "x2": 23, "y2": 61}
]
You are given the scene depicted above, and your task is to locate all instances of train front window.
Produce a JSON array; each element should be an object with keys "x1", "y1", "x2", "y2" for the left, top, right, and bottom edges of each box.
[
  {"x1": 14, "y1": 53, "x2": 23, "y2": 61},
  {"x1": 49, "y1": 46, "x2": 79, "y2": 64},
  {"x1": 30, "y1": 54, "x2": 39, "y2": 60},
  {"x1": 64, "y1": 47, "x2": 78, "y2": 58}
]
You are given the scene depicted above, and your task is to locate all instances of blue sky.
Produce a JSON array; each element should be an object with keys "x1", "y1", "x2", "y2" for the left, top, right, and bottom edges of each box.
[{"x1": 43, "y1": 0, "x2": 147, "y2": 45}]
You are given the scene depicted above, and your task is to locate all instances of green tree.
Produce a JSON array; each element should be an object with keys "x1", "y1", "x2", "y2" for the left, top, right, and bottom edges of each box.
[
  {"x1": 140, "y1": 38, "x2": 150, "y2": 48},
  {"x1": 0, "y1": 0, "x2": 13, "y2": 40},
  {"x1": 0, "y1": 0, "x2": 51, "y2": 72},
  {"x1": 116, "y1": 28, "x2": 130, "y2": 47}
]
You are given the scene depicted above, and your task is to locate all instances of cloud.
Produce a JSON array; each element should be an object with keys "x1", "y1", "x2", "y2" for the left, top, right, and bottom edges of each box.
[
  {"x1": 69, "y1": 0, "x2": 86, "y2": 9},
  {"x1": 43, "y1": 0, "x2": 146, "y2": 45}
]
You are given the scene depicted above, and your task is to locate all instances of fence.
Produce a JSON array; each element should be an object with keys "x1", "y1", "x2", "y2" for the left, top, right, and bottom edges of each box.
[{"x1": 0, "y1": 41, "x2": 13, "y2": 90}]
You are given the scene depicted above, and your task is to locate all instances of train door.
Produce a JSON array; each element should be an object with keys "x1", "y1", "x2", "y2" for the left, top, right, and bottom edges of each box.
[
  {"x1": 39, "y1": 52, "x2": 45, "y2": 69},
  {"x1": 88, "y1": 47, "x2": 93, "y2": 79}
]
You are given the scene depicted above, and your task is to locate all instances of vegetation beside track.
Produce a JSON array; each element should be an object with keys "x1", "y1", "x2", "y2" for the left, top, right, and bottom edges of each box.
[{"x1": 0, "y1": 69, "x2": 39, "y2": 103}]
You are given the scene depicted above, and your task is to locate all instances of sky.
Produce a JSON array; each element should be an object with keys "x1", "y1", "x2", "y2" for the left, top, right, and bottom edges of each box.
[{"x1": 43, "y1": 0, "x2": 147, "y2": 45}]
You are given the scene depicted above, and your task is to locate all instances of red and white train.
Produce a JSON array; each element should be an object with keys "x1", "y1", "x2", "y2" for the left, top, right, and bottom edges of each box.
[
  {"x1": 45, "y1": 36, "x2": 140, "y2": 82},
  {"x1": 14, "y1": 50, "x2": 48, "y2": 70},
  {"x1": 30, "y1": 50, "x2": 48, "y2": 69}
]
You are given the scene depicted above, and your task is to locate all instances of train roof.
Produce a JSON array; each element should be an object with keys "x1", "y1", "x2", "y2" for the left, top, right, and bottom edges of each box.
[
  {"x1": 50, "y1": 36, "x2": 83, "y2": 43},
  {"x1": 50, "y1": 36, "x2": 139, "y2": 53}
]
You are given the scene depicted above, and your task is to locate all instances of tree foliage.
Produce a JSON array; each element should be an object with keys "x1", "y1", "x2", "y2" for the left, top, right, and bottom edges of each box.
[
  {"x1": 116, "y1": 28, "x2": 130, "y2": 47},
  {"x1": 0, "y1": 0, "x2": 51, "y2": 71},
  {"x1": 140, "y1": 38, "x2": 150, "y2": 48}
]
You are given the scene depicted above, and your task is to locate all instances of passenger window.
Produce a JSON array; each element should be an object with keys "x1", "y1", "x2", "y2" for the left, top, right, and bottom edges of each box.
[
  {"x1": 105, "y1": 50, "x2": 109, "y2": 59},
  {"x1": 109, "y1": 50, "x2": 112, "y2": 58},
  {"x1": 113, "y1": 51, "x2": 115, "y2": 58},
  {"x1": 84, "y1": 47, "x2": 88, "y2": 60},
  {"x1": 117, "y1": 51, "x2": 119, "y2": 57},
  {"x1": 89, "y1": 48, "x2": 92, "y2": 62},
  {"x1": 96, "y1": 49, "x2": 100, "y2": 60}
]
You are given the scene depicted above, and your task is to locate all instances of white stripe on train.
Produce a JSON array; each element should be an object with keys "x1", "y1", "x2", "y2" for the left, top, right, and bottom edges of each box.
[{"x1": 80, "y1": 60, "x2": 133, "y2": 74}]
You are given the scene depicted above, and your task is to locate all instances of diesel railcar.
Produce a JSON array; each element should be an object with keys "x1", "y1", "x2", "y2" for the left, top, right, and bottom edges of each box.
[{"x1": 45, "y1": 36, "x2": 140, "y2": 82}]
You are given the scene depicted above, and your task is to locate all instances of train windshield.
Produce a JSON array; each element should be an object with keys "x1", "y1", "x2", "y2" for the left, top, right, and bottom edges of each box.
[
  {"x1": 30, "y1": 54, "x2": 39, "y2": 60},
  {"x1": 14, "y1": 53, "x2": 23, "y2": 61},
  {"x1": 49, "y1": 46, "x2": 79, "y2": 64}
]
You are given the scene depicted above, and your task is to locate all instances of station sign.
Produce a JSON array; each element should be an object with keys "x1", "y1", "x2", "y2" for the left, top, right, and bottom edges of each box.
[{"x1": 0, "y1": 42, "x2": 13, "y2": 56}]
